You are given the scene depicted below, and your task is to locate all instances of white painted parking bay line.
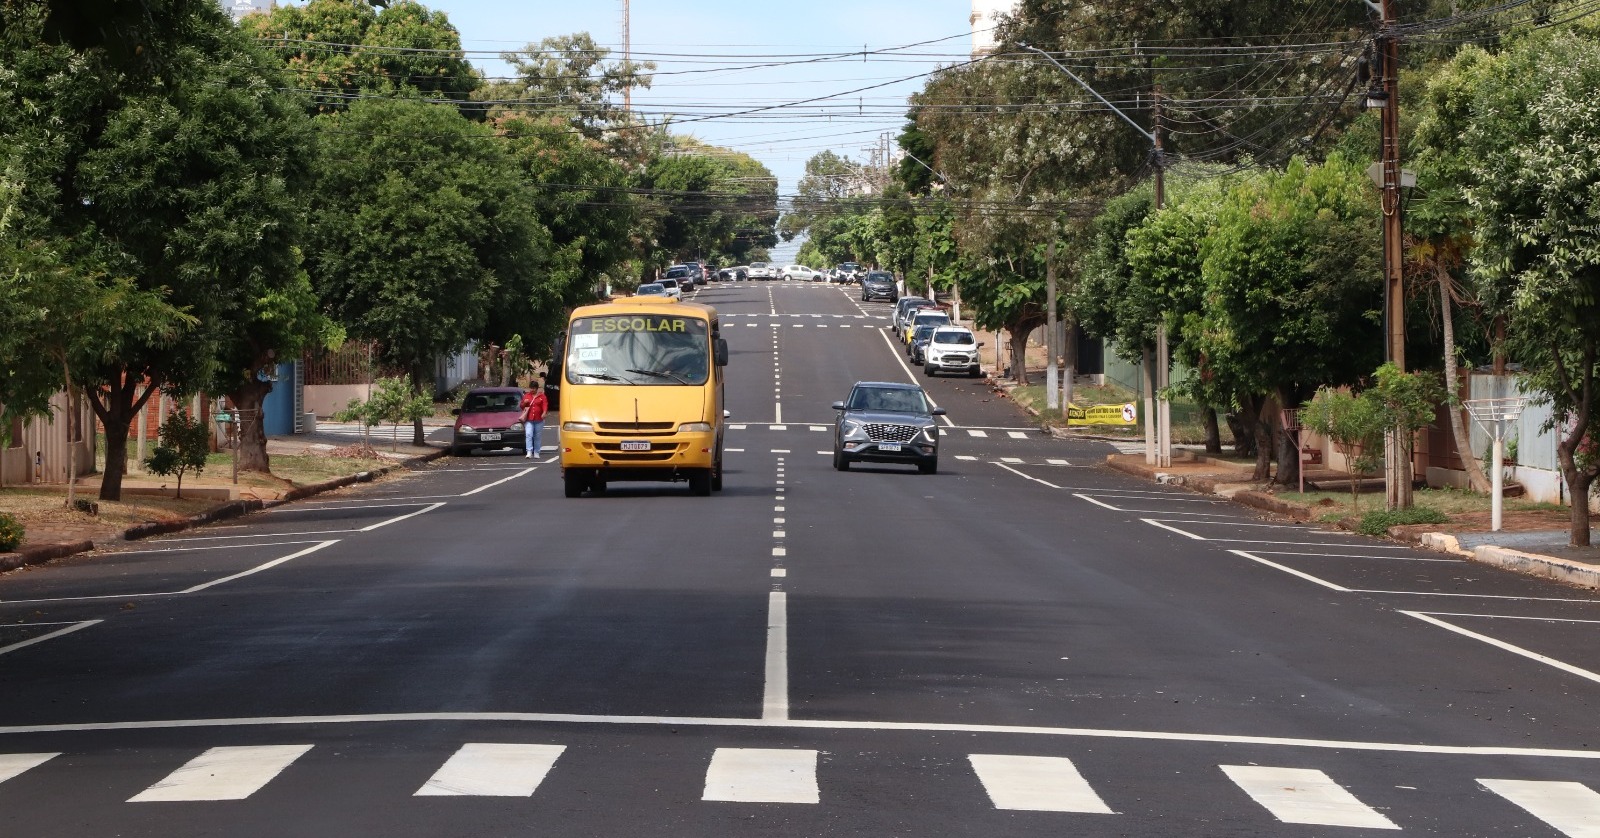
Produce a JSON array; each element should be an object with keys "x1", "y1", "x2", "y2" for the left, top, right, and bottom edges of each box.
[
  {"x1": 1221, "y1": 765, "x2": 1397, "y2": 829},
  {"x1": 130, "y1": 744, "x2": 313, "y2": 802},
  {"x1": 415, "y1": 743, "x2": 565, "y2": 797},
  {"x1": 0, "y1": 620, "x2": 102, "y2": 656},
  {"x1": 1402, "y1": 611, "x2": 1600, "y2": 686},
  {"x1": 703, "y1": 748, "x2": 818, "y2": 804},
  {"x1": 969, "y1": 754, "x2": 1115, "y2": 814},
  {"x1": 0, "y1": 753, "x2": 57, "y2": 785},
  {"x1": 1480, "y1": 779, "x2": 1600, "y2": 838}
]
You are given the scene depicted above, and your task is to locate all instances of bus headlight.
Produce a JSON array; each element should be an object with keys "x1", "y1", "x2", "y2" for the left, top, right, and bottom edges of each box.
[
  {"x1": 562, "y1": 422, "x2": 593, "y2": 432},
  {"x1": 679, "y1": 422, "x2": 713, "y2": 433}
]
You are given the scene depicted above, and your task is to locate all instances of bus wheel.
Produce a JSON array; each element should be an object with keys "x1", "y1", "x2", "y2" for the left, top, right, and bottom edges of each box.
[
  {"x1": 564, "y1": 471, "x2": 584, "y2": 498},
  {"x1": 689, "y1": 470, "x2": 712, "y2": 496}
]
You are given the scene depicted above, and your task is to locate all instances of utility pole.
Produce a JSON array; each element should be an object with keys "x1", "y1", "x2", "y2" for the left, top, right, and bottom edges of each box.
[
  {"x1": 622, "y1": 0, "x2": 632, "y2": 116},
  {"x1": 1046, "y1": 239, "x2": 1059, "y2": 412},
  {"x1": 1153, "y1": 86, "x2": 1172, "y2": 469},
  {"x1": 1377, "y1": 0, "x2": 1412, "y2": 509}
]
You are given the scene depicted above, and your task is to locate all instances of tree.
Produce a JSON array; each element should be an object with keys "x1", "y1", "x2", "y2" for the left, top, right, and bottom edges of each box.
[
  {"x1": 307, "y1": 97, "x2": 545, "y2": 445},
  {"x1": 1302, "y1": 386, "x2": 1387, "y2": 516},
  {"x1": 240, "y1": 0, "x2": 481, "y2": 117},
  {"x1": 0, "y1": 0, "x2": 319, "y2": 500},
  {"x1": 336, "y1": 376, "x2": 432, "y2": 452},
  {"x1": 144, "y1": 409, "x2": 209, "y2": 499},
  {"x1": 487, "y1": 32, "x2": 653, "y2": 138},
  {"x1": 1444, "y1": 32, "x2": 1600, "y2": 545}
]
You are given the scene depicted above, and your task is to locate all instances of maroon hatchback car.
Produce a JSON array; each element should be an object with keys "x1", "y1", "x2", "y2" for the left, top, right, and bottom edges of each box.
[{"x1": 450, "y1": 387, "x2": 528, "y2": 456}]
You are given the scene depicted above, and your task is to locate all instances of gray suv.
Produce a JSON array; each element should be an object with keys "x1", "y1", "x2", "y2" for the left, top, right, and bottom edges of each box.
[
  {"x1": 831, "y1": 381, "x2": 944, "y2": 474},
  {"x1": 860, "y1": 271, "x2": 898, "y2": 302}
]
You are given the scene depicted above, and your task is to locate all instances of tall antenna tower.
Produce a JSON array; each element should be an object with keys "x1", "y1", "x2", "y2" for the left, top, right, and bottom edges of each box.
[{"x1": 622, "y1": 0, "x2": 632, "y2": 116}]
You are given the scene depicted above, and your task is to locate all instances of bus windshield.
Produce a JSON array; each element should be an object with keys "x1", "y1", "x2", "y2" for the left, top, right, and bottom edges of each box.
[{"x1": 566, "y1": 314, "x2": 711, "y2": 386}]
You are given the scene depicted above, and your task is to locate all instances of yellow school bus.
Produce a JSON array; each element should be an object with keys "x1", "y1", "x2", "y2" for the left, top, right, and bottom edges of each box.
[{"x1": 554, "y1": 296, "x2": 728, "y2": 497}]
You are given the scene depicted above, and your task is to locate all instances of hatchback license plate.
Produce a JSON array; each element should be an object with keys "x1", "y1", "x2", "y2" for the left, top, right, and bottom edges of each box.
[
  {"x1": 620, "y1": 440, "x2": 651, "y2": 452},
  {"x1": 878, "y1": 443, "x2": 902, "y2": 452},
  {"x1": 480, "y1": 433, "x2": 501, "y2": 441}
]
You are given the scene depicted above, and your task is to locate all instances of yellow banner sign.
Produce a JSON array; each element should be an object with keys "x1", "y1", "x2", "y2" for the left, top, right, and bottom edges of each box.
[{"x1": 1067, "y1": 402, "x2": 1139, "y2": 427}]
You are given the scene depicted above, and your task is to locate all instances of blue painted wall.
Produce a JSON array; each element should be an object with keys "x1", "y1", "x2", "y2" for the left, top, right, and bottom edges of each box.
[{"x1": 261, "y1": 363, "x2": 297, "y2": 436}]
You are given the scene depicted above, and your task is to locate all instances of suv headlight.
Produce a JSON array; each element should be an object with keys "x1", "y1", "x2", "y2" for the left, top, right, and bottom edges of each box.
[
  {"x1": 920, "y1": 424, "x2": 939, "y2": 442},
  {"x1": 562, "y1": 422, "x2": 593, "y2": 432},
  {"x1": 840, "y1": 419, "x2": 866, "y2": 437},
  {"x1": 679, "y1": 422, "x2": 713, "y2": 433}
]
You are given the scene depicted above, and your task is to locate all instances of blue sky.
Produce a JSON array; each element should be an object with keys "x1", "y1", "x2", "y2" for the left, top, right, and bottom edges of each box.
[{"x1": 364, "y1": 1, "x2": 978, "y2": 262}]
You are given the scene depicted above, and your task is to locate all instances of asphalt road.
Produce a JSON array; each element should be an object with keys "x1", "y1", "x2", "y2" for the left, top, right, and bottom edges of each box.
[{"x1": 3, "y1": 279, "x2": 1600, "y2": 836}]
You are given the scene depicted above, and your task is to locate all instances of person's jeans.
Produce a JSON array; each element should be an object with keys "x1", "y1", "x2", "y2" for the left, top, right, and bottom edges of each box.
[{"x1": 525, "y1": 417, "x2": 542, "y2": 457}]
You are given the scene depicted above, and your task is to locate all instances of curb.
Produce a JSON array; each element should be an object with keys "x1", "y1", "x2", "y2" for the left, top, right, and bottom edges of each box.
[
  {"x1": 1467, "y1": 545, "x2": 1600, "y2": 590},
  {"x1": 7, "y1": 446, "x2": 450, "y2": 565}
]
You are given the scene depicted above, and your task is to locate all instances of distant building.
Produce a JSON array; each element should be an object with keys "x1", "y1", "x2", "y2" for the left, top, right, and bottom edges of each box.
[
  {"x1": 222, "y1": 0, "x2": 272, "y2": 22},
  {"x1": 971, "y1": 0, "x2": 1018, "y2": 56}
]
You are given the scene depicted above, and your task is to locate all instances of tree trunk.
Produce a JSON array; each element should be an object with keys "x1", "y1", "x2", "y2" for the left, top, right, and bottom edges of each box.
[
  {"x1": 411, "y1": 362, "x2": 429, "y2": 447},
  {"x1": 1273, "y1": 389, "x2": 1303, "y2": 488},
  {"x1": 1241, "y1": 393, "x2": 1272, "y2": 481},
  {"x1": 230, "y1": 377, "x2": 274, "y2": 473},
  {"x1": 1062, "y1": 320, "x2": 1079, "y2": 413},
  {"x1": 1204, "y1": 406, "x2": 1222, "y2": 455},
  {"x1": 1226, "y1": 410, "x2": 1255, "y2": 458},
  {"x1": 1556, "y1": 426, "x2": 1596, "y2": 547},
  {"x1": 88, "y1": 371, "x2": 159, "y2": 502},
  {"x1": 1439, "y1": 267, "x2": 1492, "y2": 493},
  {"x1": 1009, "y1": 328, "x2": 1030, "y2": 386},
  {"x1": 62, "y1": 356, "x2": 76, "y2": 510}
]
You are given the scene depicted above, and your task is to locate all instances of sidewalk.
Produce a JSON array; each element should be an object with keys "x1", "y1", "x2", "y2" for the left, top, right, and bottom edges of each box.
[
  {"x1": 1, "y1": 422, "x2": 451, "y2": 572},
  {"x1": 1105, "y1": 452, "x2": 1600, "y2": 590}
]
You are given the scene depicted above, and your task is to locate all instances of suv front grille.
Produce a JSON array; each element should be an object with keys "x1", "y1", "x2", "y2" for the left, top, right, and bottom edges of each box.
[{"x1": 864, "y1": 423, "x2": 919, "y2": 444}]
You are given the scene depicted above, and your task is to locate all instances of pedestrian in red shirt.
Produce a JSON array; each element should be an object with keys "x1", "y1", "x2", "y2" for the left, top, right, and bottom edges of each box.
[{"x1": 520, "y1": 380, "x2": 548, "y2": 458}]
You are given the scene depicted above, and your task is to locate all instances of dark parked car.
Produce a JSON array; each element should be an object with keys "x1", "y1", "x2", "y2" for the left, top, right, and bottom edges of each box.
[
  {"x1": 860, "y1": 271, "x2": 897, "y2": 302},
  {"x1": 831, "y1": 381, "x2": 944, "y2": 474},
  {"x1": 908, "y1": 324, "x2": 937, "y2": 364},
  {"x1": 451, "y1": 387, "x2": 528, "y2": 456}
]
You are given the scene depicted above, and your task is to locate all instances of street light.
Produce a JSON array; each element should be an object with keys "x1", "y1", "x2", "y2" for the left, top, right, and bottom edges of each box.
[{"x1": 1019, "y1": 43, "x2": 1172, "y2": 467}]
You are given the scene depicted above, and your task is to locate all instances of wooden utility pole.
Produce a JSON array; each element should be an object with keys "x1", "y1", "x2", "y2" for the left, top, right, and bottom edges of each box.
[{"x1": 1378, "y1": 0, "x2": 1413, "y2": 509}]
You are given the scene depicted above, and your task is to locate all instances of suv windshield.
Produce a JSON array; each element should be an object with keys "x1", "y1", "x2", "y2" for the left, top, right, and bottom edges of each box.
[
  {"x1": 865, "y1": 272, "x2": 894, "y2": 282},
  {"x1": 913, "y1": 312, "x2": 949, "y2": 326},
  {"x1": 847, "y1": 387, "x2": 928, "y2": 413},
  {"x1": 933, "y1": 330, "x2": 974, "y2": 345},
  {"x1": 664, "y1": 267, "x2": 690, "y2": 279}
]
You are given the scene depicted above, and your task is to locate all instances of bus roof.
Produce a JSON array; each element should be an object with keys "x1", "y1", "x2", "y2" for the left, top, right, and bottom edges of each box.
[{"x1": 570, "y1": 295, "x2": 718, "y2": 323}]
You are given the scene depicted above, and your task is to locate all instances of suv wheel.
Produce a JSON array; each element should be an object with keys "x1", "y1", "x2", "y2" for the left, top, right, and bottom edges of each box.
[{"x1": 832, "y1": 450, "x2": 850, "y2": 471}]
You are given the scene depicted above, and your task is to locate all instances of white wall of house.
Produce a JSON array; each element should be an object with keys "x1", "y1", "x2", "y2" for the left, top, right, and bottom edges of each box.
[{"x1": 0, "y1": 391, "x2": 95, "y2": 487}]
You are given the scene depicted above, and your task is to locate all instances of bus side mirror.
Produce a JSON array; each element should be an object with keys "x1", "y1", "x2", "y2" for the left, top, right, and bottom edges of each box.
[{"x1": 715, "y1": 338, "x2": 729, "y2": 367}]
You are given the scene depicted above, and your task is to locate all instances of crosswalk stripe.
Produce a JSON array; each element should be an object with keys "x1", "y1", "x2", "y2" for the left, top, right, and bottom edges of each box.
[
  {"x1": 415, "y1": 743, "x2": 565, "y2": 797},
  {"x1": 0, "y1": 753, "x2": 57, "y2": 784},
  {"x1": 1480, "y1": 779, "x2": 1600, "y2": 837},
  {"x1": 810, "y1": 426, "x2": 826, "y2": 431},
  {"x1": 956, "y1": 455, "x2": 979, "y2": 461},
  {"x1": 969, "y1": 754, "x2": 1115, "y2": 814},
  {"x1": 1047, "y1": 459, "x2": 1071, "y2": 466},
  {"x1": 703, "y1": 748, "x2": 819, "y2": 804},
  {"x1": 967, "y1": 430, "x2": 988, "y2": 438},
  {"x1": 1221, "y1": 765, "x2": 1397, "y2": 829},
  {"x1": 129, "y1": 745, "x2": 313, "y2": 802},
  {"x1": 1008, "y1": 431, "x2": 1028, "y2": 439},
  {"x1": 1001, "y1": 457, "x2": 1024, "y2": 464}
]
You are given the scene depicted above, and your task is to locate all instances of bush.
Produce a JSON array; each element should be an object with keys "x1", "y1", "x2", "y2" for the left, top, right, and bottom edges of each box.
[
  {"x1": 0, "y1": 512, "x2": 23, "y2": 552},
  {"x1": 1357, "y1": 505, "x2": 1450, "y2": 536},
  {"x1": 144, "y1": 409, "x2": 210, "y2": 499}
]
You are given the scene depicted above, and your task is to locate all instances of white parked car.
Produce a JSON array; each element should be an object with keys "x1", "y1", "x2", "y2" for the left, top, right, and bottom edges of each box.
[
  {"x1": 782, "y1": 265, "x2": 822, "y2": 281},
  {"x1": 923, "y1": 327, "x2": 983, "y2": 377},
  {"x1": 657, "y1": 278, "x2": 684, "y2": 299},
  {"x1": 748, "y1": 261, "x2": 773, "y2": 280}
]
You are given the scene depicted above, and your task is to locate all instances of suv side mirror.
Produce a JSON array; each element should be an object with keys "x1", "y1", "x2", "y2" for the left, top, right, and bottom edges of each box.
[
  {"x1": 831, "y1": 401, "x2": 846, "y2": 411},
  {"x1": 932, "y1": 408, "x2": 947, "y2": 416}
]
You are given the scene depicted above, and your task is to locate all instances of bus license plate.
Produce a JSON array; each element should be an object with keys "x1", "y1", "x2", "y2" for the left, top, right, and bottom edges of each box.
[
  {"x1": 480, "y1": 433, "x2": 501, "y2": 441},
  {"x1": 620, "y1": 440, "x2": 651, "y2": 452},
  {"x1": 878, "y1": 443, "x2": 902, "y2": 452}
]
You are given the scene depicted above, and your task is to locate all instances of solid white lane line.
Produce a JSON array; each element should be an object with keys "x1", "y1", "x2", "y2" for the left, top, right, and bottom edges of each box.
[
  {"x1": 1075, "y1": 494, "x2": 1124, "y2": 511},
  {"x1": 1250, "y1": 550, "x2": 1462, "y2": 563},
  {"x1": 1143, "y1": 519, "x2": 1208, "y2": 540},
  {"x1": 1403, "y1": 611, "x2": 1600, "y2": 686},
  {"x1": 415, "y1": 743, "x2": 565, "y2": 797},
  {"x1": 874, "y1": 329, "x2": 954, "y2": 426},
  {"x1": 0, "y1": 620, "x2": 102, "y2": 656},
  {"x1": 1072, "y1": 493, "x2": 1250, "y2": 518},
  {"x1": 265, "y1": 502, "x2": 427, "y2": 514},
  {"x1": 763, "y1": 592, "x2": 789, "y2": 721},
  {"x1": 459, "y1": 469, "x2": 535, "y2": 497},
  {"x1": 1221, "y1": 765, "x2": 1397, "y2": 829},
  {"x1": 12, "y1": 712, "x2": 1600, "y2": 759},
  {"x1": 1417, "y1": 611, "x2": 1600, "y2": 624},
  {"x1": 1480, "y1": 779, "x2": 1600, "y2": 837},
  {"x1": 130, "y1": 744, "x2": 313, "y2": 802},
  {"x1": 1230, "y1": 550, "x2": 1353, "y2": 592},
  {"x1": 704, "y1": 748, "x2": 817, "y2": 804},
  {"x1": 0, "y1": 752, "x2": 57, "y2": 785},
  {"x1": 359, "y1": 502, "x2": 448, "y2": 530},
  {"x1": 969, "y1": 754, "x2": 1115, "y2": 814},
  {"x1": 1, "y1": 541, "x2": 341, "y2": 605},
  {"x1": 98, "y1": 541, "x2": 327, "y2": 556}
]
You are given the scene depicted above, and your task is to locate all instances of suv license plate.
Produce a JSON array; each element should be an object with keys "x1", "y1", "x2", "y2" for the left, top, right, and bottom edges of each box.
[
  {"x1": 878, "y1": 443, "x2": 902, "y2": 452},
  {"x1": 620, "y1": 440, "x2": 651, "y2": 452},
  {"x1": 480, "y1": 433, "x2": 501, "y2": 441}
]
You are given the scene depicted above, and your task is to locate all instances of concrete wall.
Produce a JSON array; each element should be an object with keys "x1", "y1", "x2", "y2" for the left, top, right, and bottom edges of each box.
[
  {"x1": 304, "y1": 384, "x2": 370, "y2": 419},
  {"x1": 0, "y1": 391, "x2": 95, "y2": 487}
]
